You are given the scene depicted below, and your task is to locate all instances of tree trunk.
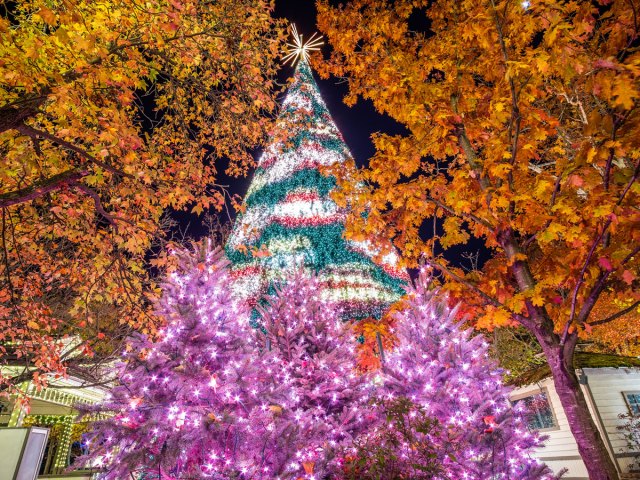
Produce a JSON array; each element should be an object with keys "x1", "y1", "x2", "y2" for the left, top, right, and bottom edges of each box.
[
  {"x1": 498, "y1": 229, "x2": 619, "y2": 479},
  {"x1": 540, "y1": 341, "x2": 619, "y2": 480}
]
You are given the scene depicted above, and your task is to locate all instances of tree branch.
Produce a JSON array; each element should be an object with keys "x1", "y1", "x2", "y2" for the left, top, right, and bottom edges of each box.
[
  {"x1": 450, "y1": 95, "x2": 491, "y2": 191},
  {"x1": 15, "y1": 124, "x2": 135, "y2": 180},
  {"x1": 425, "y1": 195, "x2": 494, "y2": 229},
  {"x1": 559, "y1": 156, "x2": 640, "y2": 344},
  {"x1": 617, "y1": 158, "x2": 640, "y2": 206},
  {"x1": 0, "y1": 30, "x2": 225, "y2": 134},
  {"x1": 0, "y1": 170, "x2": 87, "y2": 208},
  {"x1": 589, "y1": 300, "x2": 640, "y2": 328},
  {"x1": 489, "y1": 0, "x2": 521, "y2": 169},
  {"x1": 71, "y1": 182, "x2": 136, "y2": 230},
  {"x1": 428, "y1": 259, "x2": 531, "y2": 327},
  {"x1": 566, "y1": 217, "x2": 611, "y2": 330},
  {"x1": 576, "y1": 244, "x2": 640, "y2": 326}
]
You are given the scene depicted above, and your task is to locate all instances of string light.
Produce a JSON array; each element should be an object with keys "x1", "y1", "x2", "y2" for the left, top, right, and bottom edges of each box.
[
  {"x1": 23, "y1": 414, "x2": 76, "y2": 470},
  {"x1": 72, "y1": 27, "x2": 551, "y2": 480},
  {"x1": 227, "y1": 49, "x2": 407, "y2": 322},
  {"x1": 372, "y1": 277, "x2": 554, "y2": 479}
]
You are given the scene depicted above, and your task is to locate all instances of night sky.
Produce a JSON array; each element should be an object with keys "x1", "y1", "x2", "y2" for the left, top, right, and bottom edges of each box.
[{"x1": 273, "y1": 0, "x2": 408, "y2": 168}]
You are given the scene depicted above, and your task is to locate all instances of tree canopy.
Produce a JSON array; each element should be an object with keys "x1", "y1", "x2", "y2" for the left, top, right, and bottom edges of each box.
[
  {"x1": 0, "y1": 0, "x2": 285, "y2": 393},
  {"x1": 317, "y1": 1, "x2": 638, "y2": 477},
  {"x1": 317, "y1": 0, "x2": 639, "y2": 356}
]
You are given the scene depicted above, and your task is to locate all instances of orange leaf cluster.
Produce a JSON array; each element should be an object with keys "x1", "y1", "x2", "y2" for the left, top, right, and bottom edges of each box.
[
  {"x1": 317, "y1": 0, "x2": 639, "y2": 351},
  {"x1": 0, "y1": 0, "x2": 286, "y2": 392}
]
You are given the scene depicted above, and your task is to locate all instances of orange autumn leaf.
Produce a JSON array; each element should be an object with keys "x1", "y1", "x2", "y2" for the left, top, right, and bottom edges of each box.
[
  {"x1": 317, "y1": 0, "x2": 639, "y2": 353},
  {"x1": 0, "y1": 0, "x2": 286, "y2": 393},
  {"x1": 318, "y1": 3, "x2": 639, "y2": 474},
  {"x1": 302, "y1": 461, "x2": 315, "y2": 474}
]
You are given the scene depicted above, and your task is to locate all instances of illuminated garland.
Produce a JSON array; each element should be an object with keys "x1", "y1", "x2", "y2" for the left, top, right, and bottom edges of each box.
[
  {"x1": 245, "y1": 169, "x2": 336, "y2": 208},
  {"x1": 24, "y1": 414, "x2": 75, "y2": 470},
  {"x1": 227, "y1": 59, "x2": 408, "y2": 320}
]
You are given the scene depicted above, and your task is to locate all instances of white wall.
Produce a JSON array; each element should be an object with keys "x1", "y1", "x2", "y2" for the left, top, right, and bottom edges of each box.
[
  {"x1": 28, "y1": 399, "x2": 75, "y2": 417},
  {"x1": 583, "y1": 367, "x2": 640, "y2": 475},
  {"x1": 512, "y1": 378, "x2": 590, "y2": 479},
  {"x1": 0, "y1": 428, "x2": 29, "y2": 480},
  {"x1": 511, "y1": 367, "x2": 640, "y2": 479}
]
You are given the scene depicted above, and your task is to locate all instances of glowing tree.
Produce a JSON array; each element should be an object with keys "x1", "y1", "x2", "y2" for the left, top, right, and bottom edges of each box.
[
  {"x1": 250, "y1": 273, "x2": 375, "y2": 479},
  {"x1": 225, "y1": 54, "x2": 408, "y2": 323},
  {"x1": 365, "y1": 273, "x2": 556, "y2": 480},
  {"x1": 76, "y1": 242, "x2": 263, "y2": 479}
]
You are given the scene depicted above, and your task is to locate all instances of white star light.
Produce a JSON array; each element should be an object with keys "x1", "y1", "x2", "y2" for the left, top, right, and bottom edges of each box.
[{"x1": 282, "y1": 24, "x2": 324, "y2": 66}]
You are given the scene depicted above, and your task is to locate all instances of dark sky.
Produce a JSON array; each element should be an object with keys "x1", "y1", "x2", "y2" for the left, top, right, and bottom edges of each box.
[{"x1": 273, "y1": 0, "x2": 408, "y2": 167}]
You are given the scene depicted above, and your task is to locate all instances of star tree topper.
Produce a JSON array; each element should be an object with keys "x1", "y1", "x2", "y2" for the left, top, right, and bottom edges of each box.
[{"x1": 282, "y1": 24, "x2": 324, "y2": 66}]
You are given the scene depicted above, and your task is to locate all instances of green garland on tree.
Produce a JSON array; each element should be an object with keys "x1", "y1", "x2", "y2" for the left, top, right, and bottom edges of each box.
[{"x1": 226, "y1": 59, "x2": 408, "y2": 321}]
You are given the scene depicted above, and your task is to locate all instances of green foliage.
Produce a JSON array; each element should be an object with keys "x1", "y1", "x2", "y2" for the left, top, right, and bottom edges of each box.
[
  {"x1": 490, "y1": 327, "x2": 546, "y2": 382},
  {"x1": 341, "y1": 398, "x2": 445, "y2": 480}
]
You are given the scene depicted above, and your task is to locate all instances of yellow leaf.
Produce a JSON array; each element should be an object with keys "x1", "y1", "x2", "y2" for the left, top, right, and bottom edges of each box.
[{"x1": 613, "y1": 78, "x2": 637, "y2": 110}]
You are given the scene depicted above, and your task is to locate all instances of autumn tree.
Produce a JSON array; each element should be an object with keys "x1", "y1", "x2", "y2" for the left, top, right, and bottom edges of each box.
[
  {"x1": 0, "y1": 0, "x2": 285, "y2": 393},
  {"x1": 317, "y1": 0, "x2": 639, "y2": 478}
]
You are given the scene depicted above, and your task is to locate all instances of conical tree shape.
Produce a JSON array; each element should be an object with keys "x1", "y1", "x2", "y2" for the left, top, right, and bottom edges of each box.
[
  {"x1": 75, "y1": 243, "x2": 264, "y2": 479},
  {"x1": 226, "y1": 59, "x2": 408, "y2": 321},
  {"x1": 378, "y1": 274, "x2": 555, "y2": 479},
  {"x1": 250, "y1": 273, "x2": 375, "y2": 478}
]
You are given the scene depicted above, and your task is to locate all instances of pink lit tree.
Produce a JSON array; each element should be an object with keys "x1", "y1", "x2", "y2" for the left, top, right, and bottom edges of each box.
[
  {"x1": 347, "y1": 272, "x2": 557, "y2": 480},
  {"x1": 75, "y1": 241, "x2": 556, "y2": 479},
  {"x1": 250, "y1": 273, "x2": 375, "y2": 479},
  {"x1": 76, "y1": 241, "x2": 264, "y2": 479}
]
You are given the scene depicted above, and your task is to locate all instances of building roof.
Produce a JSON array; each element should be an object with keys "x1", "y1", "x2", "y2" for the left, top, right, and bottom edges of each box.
[{"x1": 509, "y1": 352, "x2": 640, "y2": 387}]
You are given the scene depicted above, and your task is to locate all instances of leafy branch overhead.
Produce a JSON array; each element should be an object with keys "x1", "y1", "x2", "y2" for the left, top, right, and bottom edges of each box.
[
  {"x1": 0, "y1": 0, "x2": 286, "y2": 392},
  {"x1": 317, "y1": 0, "x2": 639, "y2": 352},
  {"x1": 317, "y1": 1, "x2": 638, "y2": 478}
]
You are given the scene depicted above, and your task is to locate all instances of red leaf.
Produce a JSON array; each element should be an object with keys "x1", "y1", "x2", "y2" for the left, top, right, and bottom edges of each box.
[
  {"x1": 598, "y1": 257, "x2": 613, "y2": 271},
  {"x1": 622, "y1": 270, "x2": 636, "y2": 285},
  {"x1": 593, "y1": 59, "x2": 618, "y2": 70}
]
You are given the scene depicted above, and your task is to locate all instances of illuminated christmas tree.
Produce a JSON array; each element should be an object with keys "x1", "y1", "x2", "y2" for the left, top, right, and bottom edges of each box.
[
  {"x1": 226, "y1": 47, "x2": 408, "y2": 322},
  {"x1": 76, "y1": 242, "x2": 265, "y2": 479},
  {"x1": 250, "y1": 273, "x2": 374, "y2": 479},
  {"x1": 363, "y1": 273, "x2": 555, "y2": 480}
]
